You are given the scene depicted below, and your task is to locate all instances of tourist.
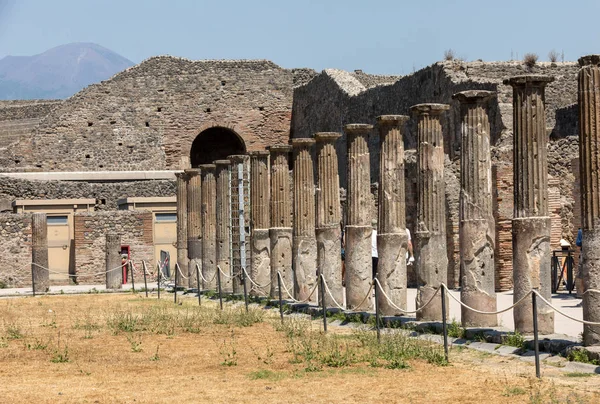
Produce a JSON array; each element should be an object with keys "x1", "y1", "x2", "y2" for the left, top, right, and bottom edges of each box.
[{"x1": 371, "y1": 221, "x2": 378, "y2": 278}]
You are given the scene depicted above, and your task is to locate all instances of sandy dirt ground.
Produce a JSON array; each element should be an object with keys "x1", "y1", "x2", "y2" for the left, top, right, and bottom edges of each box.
[{"x1": 0, "y1": 293, "x2": 598, "y2": 404}]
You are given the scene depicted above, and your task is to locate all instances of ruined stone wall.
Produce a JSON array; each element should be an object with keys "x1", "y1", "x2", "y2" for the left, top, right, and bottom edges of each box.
[
  {"x1": 1, "y1": 58, "x2": 316, "y2": 172},
  {"x1": 0, "y1": 100, "x2": 62, "y2": 121},
  {"x1": 0, "y1": 177, "x2": 175, "y2": 212},
  {"x1": 0, "y1": 213, "x2": 32, "y2": 288},
  {"x1": 74, "y1": 211, "x2": 153, "y2": 284}
]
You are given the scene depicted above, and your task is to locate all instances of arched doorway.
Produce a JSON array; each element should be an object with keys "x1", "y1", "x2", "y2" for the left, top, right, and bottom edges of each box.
[{"x1": 190, "y1": 127, "x2": 246, "y2": 167}]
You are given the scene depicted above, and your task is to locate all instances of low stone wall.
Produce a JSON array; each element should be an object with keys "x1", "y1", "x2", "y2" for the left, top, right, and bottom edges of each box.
[
  {"x1": 0, "y1": 213, "x2": 32, "y2": 288},
  {"x1": 74, "y1": 211, "x2": 154, "y2": 284}
]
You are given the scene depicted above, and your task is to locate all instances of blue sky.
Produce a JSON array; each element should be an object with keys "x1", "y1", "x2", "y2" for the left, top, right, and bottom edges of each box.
[{"x1": 0, "y1": 0, "x2": 599, "y2": 75}]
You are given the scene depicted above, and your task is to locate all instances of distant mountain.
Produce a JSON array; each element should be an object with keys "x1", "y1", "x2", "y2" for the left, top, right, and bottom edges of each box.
[{"x1": 0, "y1": 43, "x2": 134, "y2": 100}]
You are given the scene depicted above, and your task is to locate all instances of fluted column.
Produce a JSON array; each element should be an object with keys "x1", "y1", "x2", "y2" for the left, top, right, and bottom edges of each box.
[
  {"x1": 315, "y1": 132, "x2": 343, "y2": 307},
  {"x1": 292, "y1": 139, "x2": 317, "y2": 302},
  {"x1": 249, "y1": 151, "x2": 271, "y2": 295},
  {"x1": 344, "y1": 124, "x2": 373, "y2": 310},
  {"x1": 175, "y1": 171, "x2": 189, "y2": 288},
  {"x1": 269, "y1": 145, "x2": 293, "y2": 298},
  {"x1": 215, "y1": 160, "x2": 232, "y2": 292},
  {"x1": 578, "y1": 55, "x2": 600, "y2": 345},
  {"x1": 504, "y1": 75, "x2": 554, "y2": 334},
  {"x1": 411, "y1": 103, "x2": 449, "y2": 321},
  {"x1": 31, "y1": 213, "x2": 49, "y2": 293},
  {"x1": 229, "y1": 154, "x2": 251, "y2": 294},
  {"x1": 105, "y1": 233, "x2": 122, "y2": 289},
  {"x1": 200, "y1": 164, "x2": 217, "y2": 290},
  {"x1": 376, "y1": 115, "x2": 409, "y2": 314},
  {"x1": 186, "y1": 168, "x2": 202, "y2": 289},
  {"x1": 453, "y1": 90, "x2": 498, "y2": 327}
]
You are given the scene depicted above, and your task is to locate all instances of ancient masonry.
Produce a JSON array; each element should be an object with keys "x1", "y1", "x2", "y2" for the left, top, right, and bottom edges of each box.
[
  {"x1": 315, "y1": 132, "x2": 343, "y2": 307},
  {"x1": 291, "y1": 138, "x2": 317, "y2": 302},
  {"x1": 215, "y1": 160, "x2": 232, "y2": 292},
  {"x1": 411, "y1": 103, "x2": 450, "y2": 321},
  {"x1": 105, "y1": 233, "x2": 122, "y2": 289},
  {"x1": 505, "y1": 75, "x2": 554, "y2": 335},
  {"x1": 200, "y1": 164, "x2": 217, "y2": 290},
  {"x1": 175, "y1": 171, "x2": 189, "y2": 286},
  {"x1": 453, "y1": 90, "x2": 498, "y2": 327},
  {"x1": 344, "y1": 124, "x2": 374, "y2": 311},
  {"x1": 249, "y1": 151, "x2": 271, "y2": 295},
  {"x1": 376, "y1": 115, "x2": 409, "y2": 314},
  {"x1": 186, "y1": 168, "x2": 202, "y2": 288},
  {"x1": 31, "y1": 212, "x2": 49, "y2": 293},
  {"x1": 578, "y1": 55, "x2": 600, "y2": 345}
]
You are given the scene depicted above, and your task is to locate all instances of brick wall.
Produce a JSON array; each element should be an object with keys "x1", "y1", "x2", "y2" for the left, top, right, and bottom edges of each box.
[
  {"x1": 0, "y1": 213, "x2": 31, "y2": 287},
  {"x1": 74, "y1": 211, "x2": 154, "y2": 284}
]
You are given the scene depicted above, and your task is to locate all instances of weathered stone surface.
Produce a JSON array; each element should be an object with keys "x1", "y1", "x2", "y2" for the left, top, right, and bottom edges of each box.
[
  {"x1": 270, "y1": 227, "x2": 293, "y2": 297},
  {"x1": 344, "y1": 124, "x2": 373, "y2": 310},
  {"x1": 249, "y1": 151, "x2": 271, "y2": 295},
  {"x1": 185, "y1": 168, "x2": 201, "y2": 288},
  {"x1": 250, "y1": 228, "x2": 271, "y2": 296},
  {"x1": 228, "y1": 154, "x2": 251, "y2": 294},
  {"x1": 175, "y1": 171, "x2": 188, "y2": 288},
  {"x1": 376, "y1": 115, "x2": 409, "y2": 314},
  {"x1": 411, "y1": 103, "x2": 449, "y2": 321},
  {"x1": 200, "y1": 164, "x2": 217, "y2": 290},
  {"x1": 31, "y1": 212, "x2": 49, "y2": 293},
  {"x1": 578, "y1": 55, "x2": 600, "y2": 345},
  {"x1": 315, "y1": 132, "x2": 343, "y2": 307},
  {"x1": 105, "y1": 233, "x2": 122, "y2": 289},
  {"x1": 215, "y1": 160, "x2": 232, "y2": 292},
  {"x1": 453, "y1": 90, "x2": 497, "y2": 327},
  {"x1": 292, "y1": 138, "x2": 317, "y2": 302},
  {"x1": 505, "y1": 75, "x2": 554, "y2": 334},
  {"x1": 0, "y1": 213, "x2": 31, "y2": 288}
]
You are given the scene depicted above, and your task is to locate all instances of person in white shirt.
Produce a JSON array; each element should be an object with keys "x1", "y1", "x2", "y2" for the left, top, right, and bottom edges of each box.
[
  {"x1": 371, "y1": 223, "x2": 378, "y2": 278},
  {"x1": 406, "y1": 228, "x2": 414, "y2": 264}
]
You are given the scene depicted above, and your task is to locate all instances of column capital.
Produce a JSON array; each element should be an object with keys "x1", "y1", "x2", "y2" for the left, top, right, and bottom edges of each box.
[
  {"x1": 579, "y1": 54, "x2": 600, "y2": 67},
  {"x1": 268, "y1": 144, "x2": 292, "y2": 154},
  {"x1": 198, "y1": 164, "x2": 216, "y2": 171},
  {"x1": 376, "y1": 115, "x2": 409, "y2": 126},
  {"x1": 314, "y1": 132, "x2": 341, "y2": 142},
  {"x1": 503, "y1": 75, "x2": 554, "y2": 87},
  {"x1": 184, "y1": 168, "x2": 200, "y2": 177},
  {"x1": 452, "y1": 90, "x2": 496, "y2": 104},
  {"x1": 214, "y1": 159, "x2": 231, "y2": 166},
  {"x1": 291, "y1": 138, "x2": 315, "y2": 148},
  {"x1": 343, "y1": 123, "x2": 373, "y2": 136},
  {"x1": 410, "y1": 103, "x2": 450, "y2": 116},
  {"x1": 175, "y1": 171, "x2": 190, "y2": 180},
  {"x1": 247, "y1": 150, "x2": 270, "y2": 157}
]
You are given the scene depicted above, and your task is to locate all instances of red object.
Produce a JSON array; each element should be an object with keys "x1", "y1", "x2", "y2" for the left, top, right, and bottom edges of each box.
[{"x1": 121, "y1": 245, "x2": 130, "y2": 284}]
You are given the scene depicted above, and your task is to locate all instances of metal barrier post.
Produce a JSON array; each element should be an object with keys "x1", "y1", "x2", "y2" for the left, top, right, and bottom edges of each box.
[
  {"x1": 532, "y1": 290, "x2": 541, "y2": 378},
  {"x1": 441, "y1": 285, "x2": 449, "y2": 362},
  {"x1": 196, "y1": 264, "x2": 201, "y2": 306},
  {"x1": 142, "y1": 261, "x2": 148, "y2": 298},
  {"x1": 157, "y1": 262, "x2": 161, "y2": 300},
  {"x1": 31, "y1": 266, "x2": 36, "y2": 297},
  {"x1": 277, "y1": 272, "x2": 284, "y2": 324},
  {"x1": 320, "y1": 275, "x2": 327, "y2": 333},
  {"x1": 129, "y1": 261, "x2": 135, "y2": 293},
  {"x1": 217, "y1": 266, "x2": 223, "y2": 310},
  {"x1": 567, "y1": 250, "x2": 574, "y2": 294},
  {"x1": 374, "y1": 278, "x2": 381, "y2": 343},
  {"x1": 242, "y1": 269, "x2": 249, "y2": 313},
  {"x1": 174, "y1": 264, "x2": 178, "y2": 304}
]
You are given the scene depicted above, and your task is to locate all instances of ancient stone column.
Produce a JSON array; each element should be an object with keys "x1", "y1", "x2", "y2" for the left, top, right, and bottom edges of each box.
[
  {"x1": 249, "y1": 151, "x2": 271, "y2": 295},
  {"x1": 453, "y1": 90, "x2": 498, "y2": 327},
  {"x1": 175, "y1": 171, "x2": 189, "y2": 289},
  {"x1": 105, "y1": 233, "x2": 122, "y2": 289},
  {"x1": 344, "y1": 124, "x2": 374, "y2": 311},
  {"x1": 376, "y1": 115, "x2": 409, "y2": 315},
  {"x1": 578, "y1": 56, "x2": 600, "y2": 345},
  {"x1": 411, "y1": 103, "x2": 450, "y2": 321},
  {"x1": 315, "y1": 132, "x2": 344, "y2": 307},
  {"x1": 269, "y1": 145, "x2": 293, "y2": 298},
  {"x1": 215, "y1": 160, "x2": 232, "y2": 293},
  {"x1": 292, "y1": 139, "x2": 317, "y2": 302},
  {"x1": 228, "y1": 154, "x2": 251, "y2": 294},
  {"x1": 200, "y1": 164, "x2": 217, "y2": 290},
  {"x1": 31, "y1": 213, "x2": 49, "y2": 293},
  {"x1": 504, "y1": 75, "x2": 554, "y2": 334},
  {"x1": 186, "y1": 168, "x2": 202, "y2": 289}
]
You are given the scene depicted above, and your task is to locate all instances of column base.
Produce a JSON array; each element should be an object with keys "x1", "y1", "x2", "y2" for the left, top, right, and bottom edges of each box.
[
  {"x1": 346, "y1": 225, "x2": 373, "y2": 311},
  {"x1": 293, "y1": 236, "x2": 317, "y2": 302},
  {"x1": 270, "y1": 227, "x2": 293, "y2": 299},
  {"x1": 251, "y1": 228, "x2": 271, "y2": 296},
  {"x1": 316, "y1": 225, "x2": 343, "y2": 308},
  {"x1": 583, "y1": 227, "x2": 600, "y2": 345},
  {"x1": 377, "y1": 232, "x2": 408, "y2": 315}
]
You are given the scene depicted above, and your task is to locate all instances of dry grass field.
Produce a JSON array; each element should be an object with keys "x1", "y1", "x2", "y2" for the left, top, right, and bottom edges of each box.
[{"x1": 0, "y1": 292, "x2": 599, "y2": 403}]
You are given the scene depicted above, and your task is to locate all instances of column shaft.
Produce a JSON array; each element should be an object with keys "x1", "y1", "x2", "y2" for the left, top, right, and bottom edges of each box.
[
  {"x1": 105, "y1": 233, "x2": 122, "y2": 289},
  {"x1": 411, "y1": 103, "x2": 449, "y2": 321},
  {"x1": 186, "y1": 169, "x2": 202, "y2": 289},
  {"x1": 249, "y1": 151, "x2": 271, "y2": 295},
  {"x1": 453, "y1": 90, "x2": 497, "y2": 327},
  {"x1": 200, "y1": 164, "x2": 217, "y2": 290},
  {"x1": 228, "y1": 154, "x2": 251, "y2": 294},
  {"x1": 376, "y1": 115, "x2": 409, "y2": 314},
  {"x1": 175, "y1": 172, "x2": 189, "y2": 288},
  {"x1": 504, "y1": 75, "x2": 554, "y2": 334},
  {"x1": 215, "y1": 160, "x2": 232, "y2": 292},
  {"x1": 31, "y1": 213, "x2": 49, "y2": 293}
]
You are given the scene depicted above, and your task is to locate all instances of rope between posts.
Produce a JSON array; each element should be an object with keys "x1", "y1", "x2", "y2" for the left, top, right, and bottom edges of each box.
[
  {"x1": 242, "y1": 266, "x2": 272, "y2": 289},
  {"x1": 319, "y1": 274, "x2": 346, "y2": 310},
  {"x1": 195, "y1": 264, "x2": 218, "y2": 285},
  {"x1": 277, "y1": 271, "x2": 319, "y2": 303},
  {"x1": 373, "y1": 277, "x2": 440, "y2": 314},
  {"x1": 32, "y1": 261, "x2": 129, "y2": 277},
  {"x1": 352, "y1": 281, "x2": 375, "y2": 311},
  {"x1": 175, "y1": 263, "x2": 189, "y2": 280},
  {"x1": 532, "y1": 290, "x2": 600, "y2": 326},
  {"x1": 441, "y1": 284, "x2": 533, "y2": 315},
  {"x1": 218, "y1": 265, "x2": 233, "y2": 278}
]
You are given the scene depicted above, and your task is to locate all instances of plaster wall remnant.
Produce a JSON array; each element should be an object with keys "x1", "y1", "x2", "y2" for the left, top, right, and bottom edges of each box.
[
  {"x1": 185, "y1": 168, "x2": 201, "y2": 288},
  {"x1": 175, "y1": 171, "x2": 189, "y2": 287},
  {"x1": 376, "y1": 115, "x2": 409, "y2": 314},
  {"x1": 315, "y1": 132, "x2": 343, "y2": 307},
  {"x1": 215, "y1": 160, "x2": 232, "y2": 292},
  {"x1": 31, "y1": 212, "x2": 49, "y2": 293},
  {"x1": 504, "y1": 75, "x2": 555, "y2": 335},
  {"x1": 269, "y1": 145, "x2": 293, "y2": 298},
  {"x1": 453, "y1": 90, "x2": 497, "y2": 327},
  {"x1": 105, "y1": 233, "x2": 122, "y2": 289},
  {"x1": 249, "y1": 151, "x2": 271, "y2": 295},
  {"x1": 344, "y1": 124, "x2": 374, "y2": 310},
  {"x1": 578, "y1": 55, "x2": 600, "y2": 346},
  {"x1": 291, "y1": 138, "x2": 317, "y2": 302},
  {"x1": 200, "y1": 164, "x2": 217, "y2": 289},
  {"x1": 411, "y1": 103, "x2": 450, "y2": 321}
]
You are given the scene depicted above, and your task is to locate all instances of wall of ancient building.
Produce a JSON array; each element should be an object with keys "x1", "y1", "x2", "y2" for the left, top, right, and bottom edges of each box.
[
  {"x1": 0, "y1": 213, "x2": 32, "y2": 287},
  {"x1": 74, "y1": 210, "x2": 154, "y2": 284}
]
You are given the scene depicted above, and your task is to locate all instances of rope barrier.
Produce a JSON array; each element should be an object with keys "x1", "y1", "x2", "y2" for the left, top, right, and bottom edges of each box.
[
  {"x1": 175, "y1": 263, "x2": 189, "y2": 280},
  {"x1": 373, "y1": 278, "x2": 441, "y2": 314},
  {"x1": 32, "y1": 260, "x2": 130, "y2": 278},
  {"x1": 352, "y1": 281, "x2": 375, "y2": 311},
  {"x1": 532, "y1": 290, "x2": 600, "y2": 326},
  {"x1": 319, "y1": 274, "x2": 346, "y2": 310},
  {"x1": 217, "y1": 265, "x2": 234, "y2": 279},
  {"x1": 277, "y1": 271, "x2": 319, "y2": 303},
  {"x1": 196, "y1": 266, "x2": 218, "y2": 285},
  {"x1": 441, "y1": 284, "x2": 533, "y2": 315},
  {"x1": 242, "y1": 266, "x2": 271, "y2": 289}
]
